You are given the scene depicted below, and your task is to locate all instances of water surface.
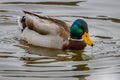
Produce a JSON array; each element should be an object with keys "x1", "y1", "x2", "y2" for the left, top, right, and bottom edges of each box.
[{"x1": 0, "y1": 0, "x2": 120, "y2": 80}]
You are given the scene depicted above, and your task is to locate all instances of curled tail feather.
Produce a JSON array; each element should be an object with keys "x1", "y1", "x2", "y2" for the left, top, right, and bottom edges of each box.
[{"x1": 18, "y1": 16, "x2": 26, "y2": 32}]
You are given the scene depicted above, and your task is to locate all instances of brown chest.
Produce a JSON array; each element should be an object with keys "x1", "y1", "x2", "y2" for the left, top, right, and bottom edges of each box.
[{"x1": 62, "y1": 40, "x2": 86, "y2": 50}]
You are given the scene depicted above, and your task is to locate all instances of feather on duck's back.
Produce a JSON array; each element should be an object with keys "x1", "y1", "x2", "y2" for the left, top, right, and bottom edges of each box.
[
  {"x1": 23, "y1": 11, "x2": 70, "y2": 40},
  {"x1": 23, "y1": 11, "x2": 70, "y2": 32}
]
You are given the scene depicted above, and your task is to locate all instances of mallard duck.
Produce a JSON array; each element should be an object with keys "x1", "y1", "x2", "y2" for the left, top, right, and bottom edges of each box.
[{"x1": 18, "y1": 11, "x2": 93, "y2": 50}]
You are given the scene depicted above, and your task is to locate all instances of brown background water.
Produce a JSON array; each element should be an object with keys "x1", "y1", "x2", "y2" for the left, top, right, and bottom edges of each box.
[{"x1": 0, "y1": 0, "x2": 120, "y2": 80}]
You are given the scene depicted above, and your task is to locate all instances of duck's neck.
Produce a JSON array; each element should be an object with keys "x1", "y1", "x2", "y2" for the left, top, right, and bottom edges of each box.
[
  {"x1": 68, "y1": 37, "x2": 83, "y2": 41},
  {"x1": 70, "y1": 34, "x2": 82, "y2": 40}
]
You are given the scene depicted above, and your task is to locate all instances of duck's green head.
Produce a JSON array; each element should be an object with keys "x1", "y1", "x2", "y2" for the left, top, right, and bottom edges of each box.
[{"x1": 70, "y1": 19, "x2": 93, "y2": 46}]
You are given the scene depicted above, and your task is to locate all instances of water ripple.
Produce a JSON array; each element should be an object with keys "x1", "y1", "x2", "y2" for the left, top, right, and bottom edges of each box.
[{"x1": 0, "y1": 1, "x2": 85, "y2": 6}]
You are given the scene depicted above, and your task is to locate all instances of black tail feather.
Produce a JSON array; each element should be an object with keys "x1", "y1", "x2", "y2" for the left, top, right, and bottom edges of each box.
[{"x1": 21, "y1": 16, "x2": 26, "y2": 32}]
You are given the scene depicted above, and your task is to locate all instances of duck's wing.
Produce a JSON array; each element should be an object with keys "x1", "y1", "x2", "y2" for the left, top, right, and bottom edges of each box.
[{"x1": 23, "y1": 11, "x2": 70, "y2": 40}]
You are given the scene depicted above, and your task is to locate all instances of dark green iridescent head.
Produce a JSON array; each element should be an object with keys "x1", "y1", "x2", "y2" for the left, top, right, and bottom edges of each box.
[{"x1": 70, "y1": 19, "x2": 88, "y2": 39}]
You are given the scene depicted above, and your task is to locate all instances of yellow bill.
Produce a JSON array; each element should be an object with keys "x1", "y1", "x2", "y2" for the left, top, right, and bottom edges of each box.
[{"x1": 82, "y1": 32, "x2": 94, "y2": 46}]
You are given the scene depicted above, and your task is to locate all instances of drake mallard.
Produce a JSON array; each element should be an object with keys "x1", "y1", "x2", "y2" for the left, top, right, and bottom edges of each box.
[{"x1": 18, "y1": 11, "x2": 93, "y2": 50}]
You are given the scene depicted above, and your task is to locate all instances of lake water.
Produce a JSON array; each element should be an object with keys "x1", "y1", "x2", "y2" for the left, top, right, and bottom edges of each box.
[{"x1": 0, "y1": 0, "x2": 120, "y2": 80}]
